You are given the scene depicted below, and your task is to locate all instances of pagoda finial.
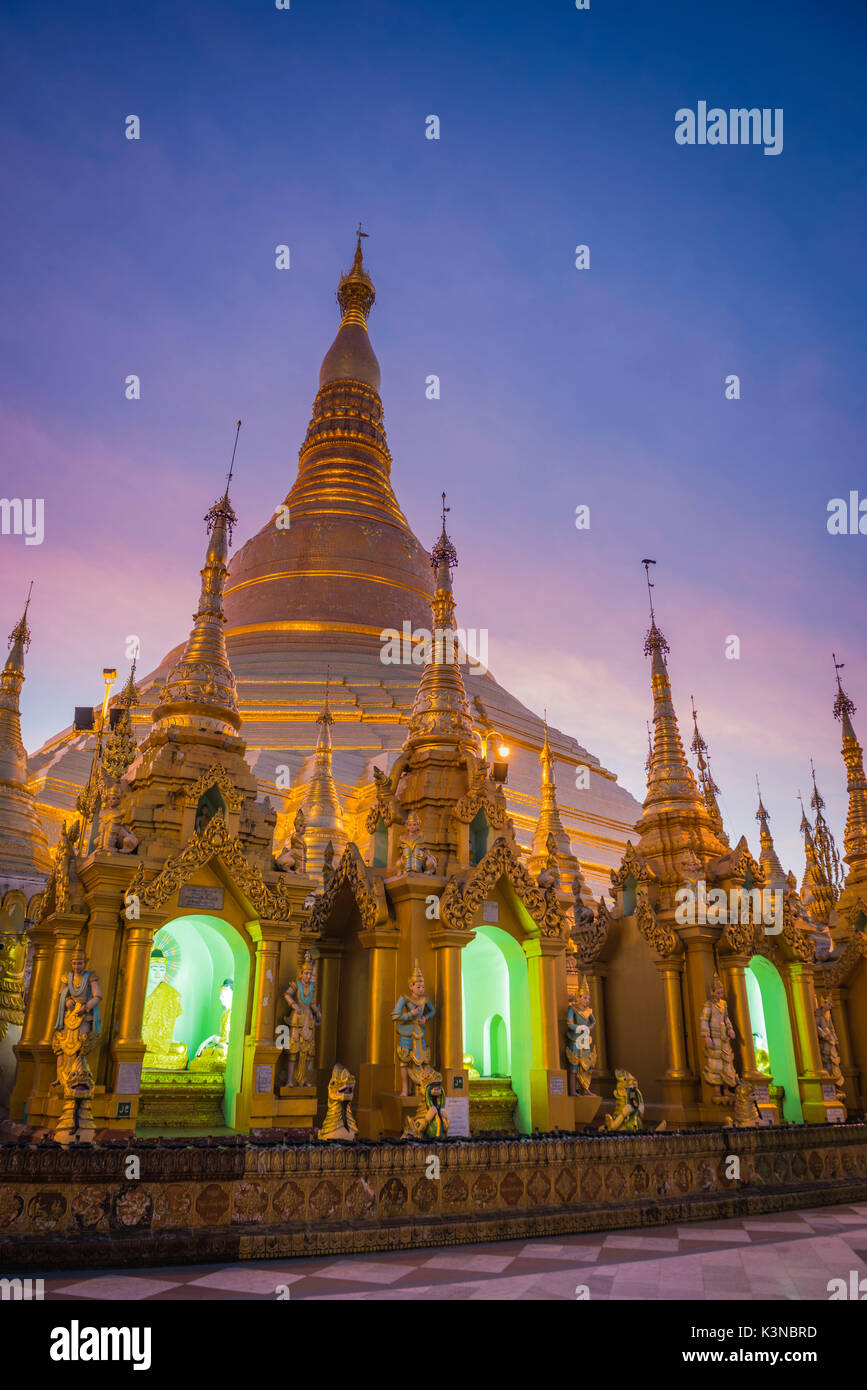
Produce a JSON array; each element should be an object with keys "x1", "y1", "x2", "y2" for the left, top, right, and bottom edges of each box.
[
  {"x1": 6, "y1": 581, "x2": 34, "y2": 665},
  {"x1": 830, "y1": 655, "x2": 867, "y2": 883},
  {"x1": 152, "y1": 442, "x2": 242, "y2": 736},
  {"x1": 304, "y1": 666, "x2": 346, "y2": 879},
  {"x1": 0, "y1": 586, "x2": 50, "y2": 873},
  {"x1": 642, "y1": 558, "x2": 668, "y2": 657},
  {"x1": 336, "y1": 228, "x2": 375, "y2": 324},
  {"x1": 405, "y1": 502, "x2": 475, "y2": 755},
  {"x1": 640, "y1": 563, "x2": 699, "y2": 808},
  {"x1": 690, "y1": 695, "x2": 727, "y2": 843},
  {"x1": 755, "y1": 775, "x2": 786, "y2": 889}
]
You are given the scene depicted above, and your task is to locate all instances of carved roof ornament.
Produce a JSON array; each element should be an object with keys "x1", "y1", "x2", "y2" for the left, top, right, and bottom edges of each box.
[
  {"x1": 707, "y1": 834, "x2": 765, "y2": 887},
  {"x1": 610, "y1": 840, "x2": 656, "y2": 889},
  {"x1": 365, "y1": 765, "x2": 406, "y2": 832},
  {"x1": 182, "y1": 763, "x2": 243, "y2": 813},
  {"x1": 782, "y1": 889, "x2": 823, "y2": 964},
  {"x1": 99, "y1": 660, "x2": 140, "y2": 786},
  {"x1": 125, "y1": 810, "x2": 294, "y2": 923},
  {"x1": 571, "y1": 894, "x2": 610, "y2": 967},
  {"x1": 36, "y1": 821, "x2": 84, "y2": 923},
  {"x1": 635, "y1": 886, "x2": 680, "y2": 958},
  {"x1": 309, "y1": 840, "x2": 390, "y2": 934},
  {"x1": 452, "y1": 758, "x2": 510, "y2": 829},
  {"x1": 439, "y1": 836, "x2": 566, "y2": 938},
  {"x1": 821, "y1": 931, "x2": 867, "y2": 987}
]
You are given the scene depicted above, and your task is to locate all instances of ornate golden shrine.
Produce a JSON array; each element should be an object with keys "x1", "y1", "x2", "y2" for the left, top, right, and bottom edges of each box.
[{"x1": 2, "y1": 238, "x2": 867, "y2": 1146}]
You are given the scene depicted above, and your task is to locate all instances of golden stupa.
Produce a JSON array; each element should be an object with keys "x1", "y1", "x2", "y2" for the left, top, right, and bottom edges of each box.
[{"x1": 26, "y1": 235, "x2": 642, "y2": 895}]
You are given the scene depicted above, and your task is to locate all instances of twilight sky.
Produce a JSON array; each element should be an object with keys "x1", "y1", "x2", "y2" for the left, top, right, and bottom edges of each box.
[{"x1": 0, "y1": 0, "x2": 865, "y2": 875}]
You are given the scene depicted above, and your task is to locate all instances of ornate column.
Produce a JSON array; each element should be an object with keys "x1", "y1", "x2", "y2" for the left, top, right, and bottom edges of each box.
[
  {"x1": 657, "y1": 957, "x2": 689, "y2": 1077},
  {"x1": 524, "y1": 935, "x2": 571, "y2": 1130},
  {"x1": 429, "y1": 925, "x2": 470, "y2": 1095},
  {"x1": 111, "y1": 909, "x2": 161, "y2": 1102},
  {"x1": 786, "y1": 960, "x2": 832, "y2": 1123},
  {"x1": 828, "y1": 985, "x2": 858, "y2": 1107},
  {"x1": 356, "y1": 925, "x2": 399, "y2": 1136}
]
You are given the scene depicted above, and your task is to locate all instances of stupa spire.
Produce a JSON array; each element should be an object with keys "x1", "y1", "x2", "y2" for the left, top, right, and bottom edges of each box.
[
  {"x1": 0, "y1": 584, "x2": 50, "y2": 874},
  {"x1": 798, "y1": 782, "x2": 838, "y2": 924},
  {"x1": 100, "y1": 659, "x2": 140, "y2": 784},
  {"x1": 755, "y1": 776, "x2": 787, "y2": 890},
  {"x1": 690, "y1": 696, "x2": 728, "y2": 845},
  {"x1": 0, "y1": 583, "x2": 33, "y2": 786},
  {"x1": 832, "y1": 654, "x2": 867, "y2": 881},
  {"x1": 303, "y1": 666, "x2": 347, "y2": 880},
  {"x1": 404, "y1": 495, "x2": 476, "y2": 756},
  {"x1": 640, "y1": 562, "x2": 702, "y2": 810},
  {"x1": 152, "y1": 428, "x2": 242, "y2": 736},
  {"x1": 810, "y1": 758, "x2": 842, "y2": 909},
  {"x1": 530, "y1": 710, "x2": 576, "y2": 870}
]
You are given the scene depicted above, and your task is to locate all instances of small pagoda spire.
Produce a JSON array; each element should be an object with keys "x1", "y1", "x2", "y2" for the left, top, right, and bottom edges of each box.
[
  {"x1": 798, "y1": 780, "x2": 839, "y2": 924},
  {"x1": 404, "y1": 496, "x2": 476, "y2": 756},
  {"x1": 0, "y1": 584, "x2": 50, "y2": 874},
  {"x1": 0, "y1": 584, "x2": 33, "y2": 785},
  {"x1": 690, "y1": 696, "x2": 728, "y2": 845},
  {"x1": 303, "y1": 666, "x2": 347, "y2": 881},
  {"x1": 100, "y1": 659, "x2": 140, "y2": 784},
  {"x1": 809, "y1": 757, "x2": 843, "y2": 906},
  {"x1": 755, "y1": 776, "x2": 787, "y2": 890},
  {"x1": 152, "y1": 428, "x2": 243, "y2": 737},
  {"x1": 530, "y1": 710, "x2": 577, "y2": 874},
  {"x1": 640, "y1": 561, "x2": 702, "y2": 809},
  {"x1": 832, "y1": 653, "x2": 867, "y2": 881}
]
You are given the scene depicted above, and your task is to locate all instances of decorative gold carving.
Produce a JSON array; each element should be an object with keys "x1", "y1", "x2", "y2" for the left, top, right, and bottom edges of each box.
[
  {"x1": 782, "y1": 892, "x2": 817, "y2": 964},
  {"x1": 309, "y1": 841, "x2": 390, "y2": 934},
  {"x1": 364, "y1": 767, "x2": 405, "y2": 832},
  {"x1": 452, "y1": 760, "x2": 510, "y2": 829},
  {"x1": 635, "y1": 888, "x2": 679, "y2": 957},
  {"x1": 130, "y1": 812, "x2": 293, "y2": 922},
  {"x1": 183, "y1": 764, "x2": 243, "y2": 813},
  {"x1": 570, "y1": 895, "x2": 610, "y2": 968},
  {"x1": 439, "y1": 836, "x2": 566, "y2": 938},
  {"x1": 610, "y1": 841, "x2": 655, "y2": 889}
]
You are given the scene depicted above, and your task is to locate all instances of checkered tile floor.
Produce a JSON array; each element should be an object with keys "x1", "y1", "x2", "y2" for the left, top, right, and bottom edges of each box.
[{"x1": 33, "y1": 1203, "x2": 867, "y2": 1300}]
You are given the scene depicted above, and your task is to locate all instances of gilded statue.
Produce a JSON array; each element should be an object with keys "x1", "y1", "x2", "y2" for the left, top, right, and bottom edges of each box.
[
  {"x1": 275, "y1": 808, "x2": 307, "y2": 874},
  {"x1": 392, "y1": 960, "x2": 435, "y2": 1096},
  {"x1": 93, "y1": 781, "x2": 138, "y2": 854},
  {"x1": 141, "y1": 949, "x2": 187, "y2": 1070},
  {"x1": 731, "y1": 1078, "x2": 761, "y2": 1128},
  {"x1": 815, "y1": 994, "x2": 845, "y2": 1099},
  {"x1": 403, "y1": 1065, "x2": 449, "y2": 1139},
  {"x1": 600, "y1": 1069, "x2": 645, "y2": 1131},
  {"x1": 51, "y1": 994, "x2": 100, "y2": 1146},
  {"x1": 56, "y1": 945, "x2": 102, "y2": 1038},
  {"x1": 700, "y1": 973, "x2": 738, "y2": 1103},
  {"x1": 190, "y1": 978, "x2": 233, "y2": 1071},
  {"x1": 0, "y1": 931, "x2": 27, "y2": 1042},
  {"x1": 565, "y1": 974, "x2": 597, "y2": 1096},
  {"x1": 317, "y1": 1063, "x2": 358, "y2": 1141},
  {"x1": 398, "y1": 811, "x2": 436, "y2": 874},
  {"x1": 281, "y1": 951, "x2": 321, "y2": 1086}
]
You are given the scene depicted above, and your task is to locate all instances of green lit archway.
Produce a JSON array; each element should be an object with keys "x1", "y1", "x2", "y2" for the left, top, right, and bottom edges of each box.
[
  {"x1": 151, "y1": 914, "x2": 250, "y2": 1128},
  {"x1": 746, "y1": 956, "x2": 803, "y2": 1124},
  {"x1": 461, "y1": 924, "x2": 532, "y2": 1132}
]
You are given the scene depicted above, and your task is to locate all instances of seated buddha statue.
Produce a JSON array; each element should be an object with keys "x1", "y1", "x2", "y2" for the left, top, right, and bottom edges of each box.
[
  {"x1": 190, "y1": 979, "x2": 233, "y2": 1072},
  {"x1": 141, "y1": 949, "x2": 188, "y2": 1070}
]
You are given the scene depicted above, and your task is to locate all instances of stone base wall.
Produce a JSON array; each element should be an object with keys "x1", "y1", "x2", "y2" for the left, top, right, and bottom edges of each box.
[{"x1": 1, "y1": 1124, "x2": 866, "y2": 1270}]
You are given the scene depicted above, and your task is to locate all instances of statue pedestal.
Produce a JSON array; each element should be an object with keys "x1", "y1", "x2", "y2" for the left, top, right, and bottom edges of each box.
[
  {"x1": 569, "y1": 1092, "x2": 602, "y2": 1128},
  {"x1": 379, "y1": 1091, "x2": 419, "y2": 1137},
  {"x1": 276, "y1": 1085, "x2": 318, "y2": 1129}
]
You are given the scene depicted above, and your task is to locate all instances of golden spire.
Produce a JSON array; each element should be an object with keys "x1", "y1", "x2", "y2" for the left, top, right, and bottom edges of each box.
[
  {"x1": 100, "y1": 659, "x2": 140, "y2": 784},
  {"x1": 318, "y1": 227, "x2": 379, "y2": 388},
  {"x1": 833, "y1": 654, "x2": 867, "y2": 881},
  {"x1": 690, "y1": 696, "x2": 728, "y2": 845},
  {"x1": 640, "y1": 561, "x2": 703, "y2": 811},
  {"x1": 152, "y1": 427, "x2": 242, "y2": 736},
  {"x1": 798, "y1": 781, "x2": 839, "y2": 924},
  {"x1": 755, "y1": 776, "x2": 787, "y2": 890},
  {"x1": 404, "y1": 495, "x2": 476, "y2": 755},
  {"x1": 303, "y1": 666, "x2": 347, "y2": 880},
  {"x1": 0, "y1": 583, "x2": 50, "y2": 874},
  {"x1": 0, "y1": 583, "x2": 33, "y2": 787},
  {"x1": 530, "y1": 709, "x2": 577, "y2": 870}
]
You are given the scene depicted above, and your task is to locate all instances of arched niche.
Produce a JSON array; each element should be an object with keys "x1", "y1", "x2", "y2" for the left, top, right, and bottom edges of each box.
[
  {"x1": 747, "y1": 954, "x2": 803, "y2": 1123},
  {"x1": 145, "y1": 913, "x2": 251, "y2": 1128},
  {"x1": 461, "y1": 923, "x2": 532, "y2": 1132}
]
